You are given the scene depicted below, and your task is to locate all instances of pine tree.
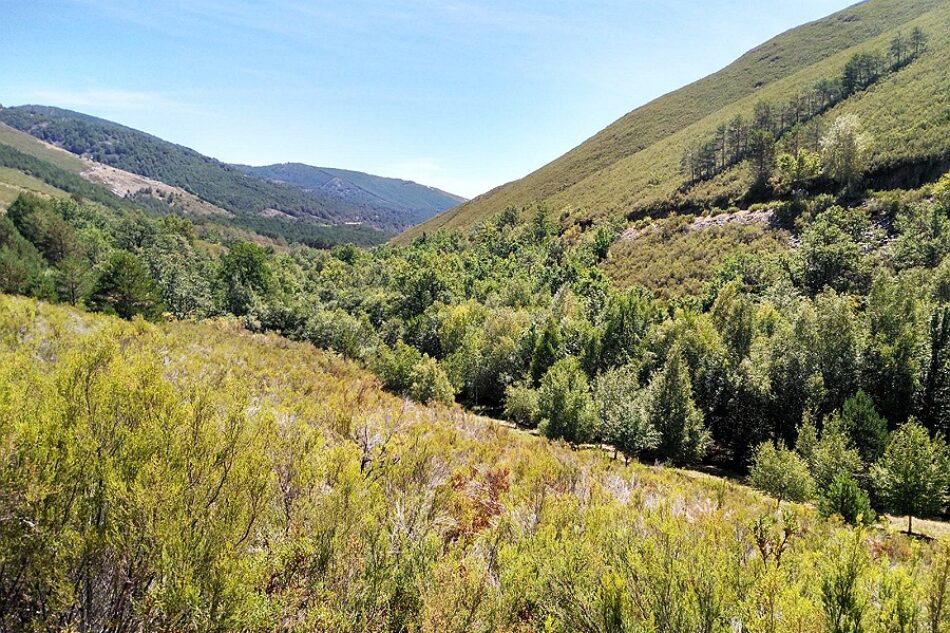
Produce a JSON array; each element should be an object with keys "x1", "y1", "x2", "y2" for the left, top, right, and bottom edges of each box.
[
  {"x1": 872, "y1": 421, "x2": 950, "y2": 535},
  {"x1": 818, "y1": 474, "x2": 875, "y2": 526},
  {"x1": 538, "y1": 357, "x2": 597, "y2": 445},
  {"x1": 840, "y1": 391, "x2": 887, "y2": 463},
  {"x1": 598, "y1": 288, "x2": 654, "y2": 371},
  {"x1": 530, "y1": 319, "x2": 561, "y2": 385},
  {"x1": 647, "y1": 347, "x2": 710, "y2": 463},
  {"x1": 88, "y1": 251, "x2": 164, "y2": 321},
  {"x1": 910, "y1": 27, "x2": 929, "y2": 58},
  {"x1": 594, "y1": 364, "x2": 659, "y2": 461},
  {"x1": 922, "y1": 306, "x2": 950, "y2": 436},
  {"x1": 890, "y1": 32, "x2": 906, "y2": 68}
]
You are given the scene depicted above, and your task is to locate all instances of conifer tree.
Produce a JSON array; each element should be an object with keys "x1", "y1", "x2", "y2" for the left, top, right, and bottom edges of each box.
[
  {"x1": 530, "y1": 319, "x2": 562, "y2": 385},
  {"x1": 840, "y1": 390, "x2": 888, "y2": 463},
  {"x1": 88, "y1": 250, "x2": 163, "y2": 321},
  {"x1": 538, "y1": 357, "x2": 597, "y2": 444},
  {"x1": 594, "y1": 364, "x2": 658, "y2": 461},
  {"x1": 872, "y1": 421, "x2": 950, "y2": 535},
  {"x1": 647, "y1": 347, "x2": 710, "y2": 463}
]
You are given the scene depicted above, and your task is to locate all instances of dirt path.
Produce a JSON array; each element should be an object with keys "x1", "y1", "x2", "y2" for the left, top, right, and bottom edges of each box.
[{"x1": 474, "y1": 411, "x2": 949, "y2": 539}]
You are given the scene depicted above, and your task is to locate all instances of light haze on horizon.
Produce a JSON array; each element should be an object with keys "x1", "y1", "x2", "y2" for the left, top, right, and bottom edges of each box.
[{"x1": 2, "y1": 0, "x2": 857, "y2": 198}]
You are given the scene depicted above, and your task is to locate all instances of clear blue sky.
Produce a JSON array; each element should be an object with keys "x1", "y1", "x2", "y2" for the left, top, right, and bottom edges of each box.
[{"x1": 2, "y1": 0, "x2": 856, "y2": 198}]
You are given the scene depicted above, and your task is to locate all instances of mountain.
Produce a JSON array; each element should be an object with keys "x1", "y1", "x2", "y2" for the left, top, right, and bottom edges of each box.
[
  {"x1": 402, "y1": 0, "x2": 950, "y2": 241},
  {"x1": 235, "y1": 163, "x2": 466, "y2": 229},
  {"x1": 0, "y1": 118, "x2": 387, "y2": 247},
  {"x1": 0, "y1": 105, "x2": 461, "y2": 244}
]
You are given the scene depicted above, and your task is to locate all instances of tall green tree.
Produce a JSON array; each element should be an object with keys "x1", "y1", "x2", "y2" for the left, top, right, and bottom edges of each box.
[
  {"x1": 530, "y1": 319, "x2": 562, "y2": 385},
  {"x1": 909, "y1": 27, "x2": 929, "y2": 57},
  {"x1": 809, "y1": 416, "x2": 865, "y2": 491},
  {"x1": 816, "y1": 291, "x2": 863, "y2": 411},
  {"x1": 646, "y1": 348, "x2": 710, "y2": 464},
  {"x1": 594, "y1": 363, "x2": 658, "y2": 461},
  {"x1": 0, "y1": 217, "x2": 46, "y2": 296},
  {"x1": 749, "y1": 441, "x2": 815, "y2": 507},
  {"x1": 922, "y1": 305, "x2": 950, "y2": 435},
  {"x1": 597, "y1": 288, "x2": 654, "y2": 371},
  {"x1": 798, "y1": 206, "x2": 873, "y2": 295},
  {"x1": 840, "y1": 391, "x2": 888, "y2": 463},
  {"x1": 217, "y1": 242, "x2": 273, "y2": 316},
  {"x1": 872, "y1": 421, "x2": 950, "y2": 535},
  {"x1": 7, "y1": 193, "x2": 77, "y2": 264},
  {"x1": 820, "y1": 115, "x2": 871, "y2": 194},
  {"x1": 863, "y1": 273, "x2": 928, "y2": 424},
  {"x1": 538, "y1": 357, "x2": 597, "y2": 445},
  {"x1": 88, "y1": 251, "x2": 164, "y2": 321}
]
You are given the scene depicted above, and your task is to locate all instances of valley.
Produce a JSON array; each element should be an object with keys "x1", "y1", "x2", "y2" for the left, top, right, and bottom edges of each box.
[{"x1": 4, "y1": 0, "x2": 950, "y2": 630}]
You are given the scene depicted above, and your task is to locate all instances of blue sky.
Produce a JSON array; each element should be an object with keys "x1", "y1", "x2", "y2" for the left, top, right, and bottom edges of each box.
[{"x1": 2, "y1": 0, "x2": 856, "y2": 198}]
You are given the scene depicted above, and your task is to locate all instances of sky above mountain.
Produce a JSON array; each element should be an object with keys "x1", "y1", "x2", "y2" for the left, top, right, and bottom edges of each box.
[{"x1": 2, "y1": 0, "x2": 856, "y2": 198}]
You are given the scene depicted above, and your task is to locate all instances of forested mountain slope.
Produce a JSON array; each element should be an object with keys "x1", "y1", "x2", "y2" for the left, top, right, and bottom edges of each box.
[
  {"x1": 0, "y1": 111, "x2": 392, "y2": 246},
  {"x1": 236, "y1": 162, "x2": 466, "y2": 228},
  {"x1": 0, "y1": 106, "x2": 373, "y2": 221},
  {"x1": 4, "y1": 292, "x2": 950, "y2": 632},
  {"x1": 402, "y1": 0, "x2": 950, "y2": 240}
]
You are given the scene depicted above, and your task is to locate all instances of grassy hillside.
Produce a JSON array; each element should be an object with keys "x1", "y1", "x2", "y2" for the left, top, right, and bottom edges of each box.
[
  {"x1": 0, "y1": 122, "x2": 86, "y2": 173},
  {"x1": 0, "y1": 166, "x2": 69, "y2": 207},
  {"x1": 402, "y1": 0, "x2": 950, "y2": 240},
  {"x1": 0, "y1": 117, "x2": 389, "y2": 247},
  {"x1": 4, "y1": 292, "x2": 950, "y2": 631},
  {"x1": 0, "y1": 105, "x2": 394, "y2": 246},
  {"x1": 603, "y1": 213, "x2": 791, "y2": 298},
  {"x1": 236, "y1": 162, "x2": 466, "y2": 228},
  {"x1": 0, "y1": 143, "x2": 144, "y2": 212}
]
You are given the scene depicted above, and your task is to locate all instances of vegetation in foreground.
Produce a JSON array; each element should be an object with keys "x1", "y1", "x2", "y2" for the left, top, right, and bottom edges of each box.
[
  {"x1": 6, "y1": 150, "x2": 950, "y2": 534},
  {"x1": 5, "y1": 294, "x2": 950, "y2": 632}
]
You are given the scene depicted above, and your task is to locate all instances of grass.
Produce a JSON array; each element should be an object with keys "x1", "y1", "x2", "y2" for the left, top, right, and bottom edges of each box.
[
  {"x1": 0, "y1": 166, "x2": 69, "y2": 209},
  {"x1": 401, "y1": 0, "x2": 950, "y2": 241},
  {"x1": 0, "y1": 122, "x2": 86, "y2": 173}
]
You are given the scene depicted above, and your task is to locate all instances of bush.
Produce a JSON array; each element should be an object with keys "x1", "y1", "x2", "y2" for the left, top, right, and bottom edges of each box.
[
  {"x1": 408, "y1": 355, "x2": 455, "y2": 405},
  {"x1": 503, "y1": 381, "x2": 540, "y2": 427},
  {"x1": 372, "y1": 340, "x2": 423, "y2": 394},
  {"x1": 933, "y1": 170, "x2": 950, "y2": 197}
]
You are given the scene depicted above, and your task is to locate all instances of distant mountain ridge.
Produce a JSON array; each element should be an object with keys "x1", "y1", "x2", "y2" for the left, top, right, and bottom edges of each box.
[
  {"x1": 233, "y1": 163, "x2": 466, "y2": 228},
  {"x1": 0, "y1": 105, "x2": 463, "y2": 240}
]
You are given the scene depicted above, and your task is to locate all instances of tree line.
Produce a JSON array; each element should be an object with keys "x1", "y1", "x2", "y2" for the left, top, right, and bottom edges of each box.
[{"x1": 681, "y1": 28, "x2": 929, "y2": 188}]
